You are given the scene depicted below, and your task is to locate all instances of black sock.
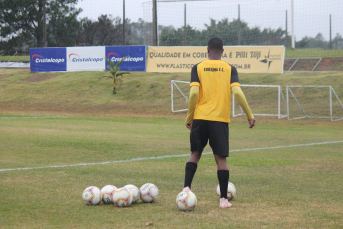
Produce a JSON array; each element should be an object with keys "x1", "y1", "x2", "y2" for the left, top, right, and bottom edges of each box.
[
  {"x1": 217, "y1": 170, "x2": 229, "y2": 199},
  {"x1": 184, "y1": 162, "x2": 198, "y2": 189}
]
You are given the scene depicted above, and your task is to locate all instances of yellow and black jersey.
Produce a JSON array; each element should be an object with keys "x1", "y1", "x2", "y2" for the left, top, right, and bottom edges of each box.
[{"x1": 190, "y1": 60, "x2": 240, "y2": 123}]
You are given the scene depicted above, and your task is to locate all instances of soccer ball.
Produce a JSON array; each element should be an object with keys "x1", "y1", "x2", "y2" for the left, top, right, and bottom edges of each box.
[
  {"x1": 112, "y1": 188, "x2": 133, "y2": 207},
  {"x1": 176, "y1": 191, "x2": 197, "y2": 211},
  {"x1": 140, "y1": 183, "x2": 159, "y2": 203},
  {"x1": 82, "y1": 186, "x2": 101, "y2": 205},
  {"x1": 123, "y1": 184, "x2": 140, "y2": 204},
  {"x1": 100, "y1": 185, "x2": 117, "y2": 204},
  {"x1": 216, "y1": 182, "x2": 236, "y2": 200}
]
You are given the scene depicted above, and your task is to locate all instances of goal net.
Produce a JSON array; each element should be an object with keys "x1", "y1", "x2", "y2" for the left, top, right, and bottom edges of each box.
[
  {"x1": 171, "y1": 81, "x2": 287, "y2": 118},
  {"x1": 171, "y1": 80, "x2": 189, "y2": 112},
  {"x1": 286, "y1": 85, "x2": 343, "y2": 121},
  {"x1": 232, "y1": 84, "x2": 287, "y2": 119}
]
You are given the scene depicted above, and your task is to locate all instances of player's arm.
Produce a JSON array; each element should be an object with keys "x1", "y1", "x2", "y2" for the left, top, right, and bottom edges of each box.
[
  {"x1": 230, "y1": 65, "x2": 255, "y2": 128},
  {"x1": 185, "y1": 64, "x2": 200, "y2": 130},
  {"x1": 232, "y1": 86, "x2": 254, "y2": 119},
  {"x1": 185, "y1": 85, "x2": 199, "y2": 129}
]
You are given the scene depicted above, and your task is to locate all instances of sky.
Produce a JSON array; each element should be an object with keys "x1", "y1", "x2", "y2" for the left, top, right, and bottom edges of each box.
[{"x1": 76, "y1": 0, "x2": 343, "y2": 41}]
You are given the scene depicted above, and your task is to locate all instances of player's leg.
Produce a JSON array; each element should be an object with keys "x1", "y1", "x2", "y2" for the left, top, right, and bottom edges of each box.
[
  {"x1": 214, "y1": 155, "x2": 232, "y2": 208},
  {"x1": 183, "y1": 120, "x2": 208, "y2": 192},
  {"x1": 209, "y1": 121, "x2": 232, "y2": 208},
  {"x1": 183, "y1": 151, "x2": 202, "y2": 192}
]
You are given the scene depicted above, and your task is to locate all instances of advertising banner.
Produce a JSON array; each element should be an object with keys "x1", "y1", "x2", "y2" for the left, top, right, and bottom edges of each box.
[
  {"x1": 66, "y1": 46, "x2": 106, "y2": 71},
  {"x1": 105, "y1": 45, "x2": 146, "y2": 71},
  {"x1": 147, "y1": 46, "x2": 285, "y2": 73},
  {"x1": 30, "y1": 48, "x2": 67, "y2": 72}
]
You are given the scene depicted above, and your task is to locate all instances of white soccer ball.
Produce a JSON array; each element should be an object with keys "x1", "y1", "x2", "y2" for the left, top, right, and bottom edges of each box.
[
  {"x1": 176, "y1": 191, "x2": 197, "y2": 211},
  {"x1": 82, "y1": 186, "x2": 101, "y2": 205},
  {"x1": 100, "y1": 185, "x2": 117, "y2": 204},
  {"x1": 216, "y1": 182, "x2": 236, "y2": 200},
  {"x1": 112, "y1": 188, "x2": 133, "y2": 207},
  {"x1": 140, "y1": 183, "x2": 159, "y2": 203},
  {"x1": 123, "y1": 184, "x2": 140, "y2": 204}
]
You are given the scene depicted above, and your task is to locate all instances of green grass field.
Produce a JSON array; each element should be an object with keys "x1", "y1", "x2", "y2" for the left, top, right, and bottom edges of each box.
[
  {"x1": 285, "y1": 49, "x2": 343, "y2": 58},
  {"x1": 0, "y1": 55, "x2": 30, "y2": 62},
  {"x1": 1, "y1": 115, "x2": 342, "y2": 228},
  {"x1": 0, "y1": 69, "x2": 343, "y2": 228}
]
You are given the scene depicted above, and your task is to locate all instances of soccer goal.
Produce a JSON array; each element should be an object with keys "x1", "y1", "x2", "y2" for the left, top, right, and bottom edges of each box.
[
  {"x1": 286, "y1": 85, "x2": 343, "y2": 121},
  {"x1": 171, "y1": 80, "x2": 189, "y2": 112},
  {"x1": 171, "y1": 81, "x2": 287, "y2": 119},
  {"x1": 232, "y1": 84, "x2": 287, "y2": 119}
]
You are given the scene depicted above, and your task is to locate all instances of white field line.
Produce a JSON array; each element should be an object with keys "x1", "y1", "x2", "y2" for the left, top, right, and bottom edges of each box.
[
  {"x1": 0, "y1": 140, "x2": 342, "y2": 172},
  {"x1": 0, "y1": 116, "x2": 64, "y2": 119}
]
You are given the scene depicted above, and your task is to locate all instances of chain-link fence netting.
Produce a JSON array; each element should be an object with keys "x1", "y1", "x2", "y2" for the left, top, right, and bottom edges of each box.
[{"x1": 1, "y1": 0, "x2": 342, "y2": 60}]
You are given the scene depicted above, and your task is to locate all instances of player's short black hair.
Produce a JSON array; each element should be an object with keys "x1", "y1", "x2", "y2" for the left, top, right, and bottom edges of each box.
[{"x1": 208, "y1": 37, "x2": 223, "y2": 51}]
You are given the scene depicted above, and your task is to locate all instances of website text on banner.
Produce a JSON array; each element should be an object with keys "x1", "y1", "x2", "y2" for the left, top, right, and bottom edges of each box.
[{"x1": 147, "y1": 46, "x2": 285, "y2": 73}]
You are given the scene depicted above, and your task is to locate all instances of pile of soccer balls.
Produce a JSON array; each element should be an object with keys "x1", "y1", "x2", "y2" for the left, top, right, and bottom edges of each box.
[
  {"x1": 175, "y1": 182, "x2": 236, "y2": 211},
  {"x1": 82, "y1": 183, "x2": 159, "y2": 207},
  {"x1": 83, "y1": 182, "x2": 236, "y2": 210}
]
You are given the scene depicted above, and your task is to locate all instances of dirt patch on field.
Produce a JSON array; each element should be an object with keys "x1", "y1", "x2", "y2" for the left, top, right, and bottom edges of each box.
[
  {"x1": 316, "y1": 57, "x2": 343, "y2": 71},
  {"x1": 0, "y1": 74, "x2": 13, "y2": 79},
  {"x1": 22, "y1": 74, "x2": 57, "y2": 82},
  {"x1": 173, "y1": 75, "x2": 184, "y2": 80},
  {"x1": 284, "y1": 57, "x2": 343, "y2": 71}
]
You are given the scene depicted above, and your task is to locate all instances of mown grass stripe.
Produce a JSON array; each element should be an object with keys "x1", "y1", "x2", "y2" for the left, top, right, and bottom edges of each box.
[{"x1": 0, "y1": 140, "x2": 342, "y2": 172}]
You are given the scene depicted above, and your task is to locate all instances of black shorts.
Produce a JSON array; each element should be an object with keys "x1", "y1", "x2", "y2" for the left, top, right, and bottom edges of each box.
[{"x1": 190, "y1": 119, "x2": 229, "y2": 157}]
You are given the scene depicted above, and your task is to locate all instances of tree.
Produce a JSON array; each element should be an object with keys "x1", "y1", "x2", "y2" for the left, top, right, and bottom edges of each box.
[
  {"x1": 159, "y1": 24, "x2": 203, "y2": 46},
  {"x1": 46, "y1": 0, "x2": 82, "y2": 47},
  {"x1": 295, "y1": 36, "x2": 311, "y2": 48},
  {"x1": 332, "y1": 33, "x2": 343, "y2": 49},
  {"x1": 76, "y1": 15, "x2": 129, "y2": 46},
  {"x1": 75, "y1": 18, "x2": 98, "y2": 46},
  {"x1": 158, "y1": 18, "x2": 286, "y2": 47},
  {"x1": 308, "y1": 33, "x2": 327, "y2": 49},
  {"x1": 296, "y1": 33, "x2": 329, "y2": 49},
  {"x1": 100, "y1": 57, "x2": 130, "y2": 94},
  {"x1": 126, "y1": 18, "x2": 153, "y2": 46},
  {"x1": 0, "y1": 0, "x2": 81, "y2": 53}
]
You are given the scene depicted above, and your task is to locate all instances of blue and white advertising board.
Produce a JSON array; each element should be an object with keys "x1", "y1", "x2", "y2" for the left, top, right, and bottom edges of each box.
[
  {"x1": 105, "y1": 45, "x2": 146, "y2": 71},
  {"x1": 67, "y1": 46, "x2": 106, "y2": 72},
  {"x1": 30, "y1": 48, "x2": 66, "y2": 72},
  {"x1": 30, "y1": 45, "x2": 146, "y2": 72}
]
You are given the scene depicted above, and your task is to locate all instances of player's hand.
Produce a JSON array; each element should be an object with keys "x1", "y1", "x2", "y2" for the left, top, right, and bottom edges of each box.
[
  {"x1": 248, "y1": 118, "x2": 256, "y2": 128},
  {"x1": 186, "y1": 123, "x2": 192, "y2": 131}
]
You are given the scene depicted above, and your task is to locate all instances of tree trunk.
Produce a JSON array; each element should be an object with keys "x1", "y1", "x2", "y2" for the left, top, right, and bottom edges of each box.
[{"x1": 36, "y1": 0, "x2": 44, "y2": 47}]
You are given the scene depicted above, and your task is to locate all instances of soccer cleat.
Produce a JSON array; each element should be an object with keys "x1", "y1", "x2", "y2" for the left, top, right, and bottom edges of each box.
[
  {"x1": 182, "y1": 186, "x2": 191, "y2": 192},
  {"x1": 113, "y1": 89, "x2": 117, "y2": 94},
  {"x1": 219, "y1": 197, "x2": 232, "y2": 209}
]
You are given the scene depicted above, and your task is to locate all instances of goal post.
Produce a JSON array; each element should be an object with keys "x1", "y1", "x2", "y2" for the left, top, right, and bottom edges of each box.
[
  {"x1": 171, "y1": 81, "x2": 287, "y2": 119},
  {"x1": 171, "y1": 81, "x2": 343, "y2": 121},
  {"x1": 171, "y1": 80, "x2": 189, "y2": 112},
  {"x1": 286, "y1": 85, "x2": 343, "y2": 121},
  {"x1": 232, "y1": 84, "x2": 287, "y2": 119}
]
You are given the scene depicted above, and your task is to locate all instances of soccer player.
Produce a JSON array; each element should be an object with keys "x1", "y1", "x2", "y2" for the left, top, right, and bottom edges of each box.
[{"x1": 182, "y1": 37, "x2": 256, "y2": 209}]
